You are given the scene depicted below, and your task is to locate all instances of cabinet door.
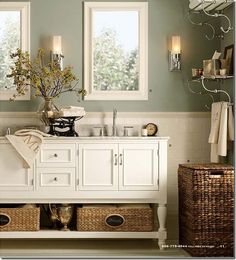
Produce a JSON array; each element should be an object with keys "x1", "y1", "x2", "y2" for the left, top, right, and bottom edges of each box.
[
  {"x1": 78, "y1": 144, "x2": 118, "y2": 190},
  {"x1": 0, "y1": 144, "x2": 33, "y2": 191},
  {"x1": 119, "y1": 144, "x2": 159, "y2": 190}
]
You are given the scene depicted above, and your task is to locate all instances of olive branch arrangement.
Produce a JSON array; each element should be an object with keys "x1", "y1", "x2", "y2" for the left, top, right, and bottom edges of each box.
[{"x1": 7, "y1": 48, "x2": 86, "y2": 101}]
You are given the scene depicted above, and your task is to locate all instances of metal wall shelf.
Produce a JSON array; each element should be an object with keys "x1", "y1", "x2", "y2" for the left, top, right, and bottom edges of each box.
[
  {"x1": 188, "y1": 0, "x2": 234, "y2": 40},
  {"x1": 189, "y1": 0, "x2": 234, "y2": 11},
  {"x1": 187, "y1": 75, "x2": 233, "y2": 108},
  {"x1": 192, "y1": 75, "x2": 234, "y2": 80}
]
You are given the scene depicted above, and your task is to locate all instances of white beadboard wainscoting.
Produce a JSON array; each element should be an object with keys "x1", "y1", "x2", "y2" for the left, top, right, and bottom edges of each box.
[{"x1": 0, "y1": 111, "x2": 211, "y2": 241}]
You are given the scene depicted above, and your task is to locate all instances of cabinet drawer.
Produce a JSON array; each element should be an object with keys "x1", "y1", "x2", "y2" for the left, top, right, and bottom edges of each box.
[
  {"x1": 36, "y1": 168, "x2": 75, "y2": 190},
  {"x1": 37, "y1": 144, "x2": 76, "y2": 167}
]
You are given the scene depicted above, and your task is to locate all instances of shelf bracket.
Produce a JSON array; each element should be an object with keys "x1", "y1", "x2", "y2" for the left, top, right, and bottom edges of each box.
[
  {"x1": 187, "y1": 11, "x2": 216, "y2": 40},
  {"x1": 188, "y1": 0, "x2": 234, "y2": 40},
  {"x1": 187, "y1": 79, "x2": 215, "y2": 109},
  {"x1": 201, "y1": 76, "x2": 231, "y2": 103},
  {"x1": 202, "y1": 4, "x2": 232, "y2": 34}
]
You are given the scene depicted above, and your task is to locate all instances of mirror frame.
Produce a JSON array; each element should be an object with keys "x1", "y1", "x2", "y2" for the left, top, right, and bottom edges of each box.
[
  {"x1": 0, "y1": 2, "x2": 30, "y2": 101},
  {"x1": 84, "y1": 2, "x2": 148, "y2": 100}
]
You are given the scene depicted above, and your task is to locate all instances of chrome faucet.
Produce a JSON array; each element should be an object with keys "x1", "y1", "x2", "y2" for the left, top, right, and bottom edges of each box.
[{"x1": 112, "y1": 108, "x2": 117, "y2": 136}]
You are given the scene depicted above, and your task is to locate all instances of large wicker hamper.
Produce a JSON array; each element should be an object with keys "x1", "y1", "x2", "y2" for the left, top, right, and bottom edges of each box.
[
  {"x1": 178, "y1": 164, "x2": 234, "y2": 257},
  {"x1": 0, "y1": 207, "x2": 40, "y2": 231},
  {"x1": 77, "y1": 206, "x2": 153, "y2": 232}
]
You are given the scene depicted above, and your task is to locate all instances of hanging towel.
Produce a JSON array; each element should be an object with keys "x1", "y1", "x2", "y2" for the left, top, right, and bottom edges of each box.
[
  {"x1": 208, "y1": 102, "x2": 234, "y2": 162},
  {"x1": 218, "y1": 102, "x2": 228, "y2": 156},
  {"x1": 6, "y1": 129, "x2": 51, "y2": 168},
  {"x1": 228, "y1": 105, "x2": 234, "y2": 141},
  {"x1": 208, "y1": 102, "x2": 222, "y2": 163},
  {"x1": 208, "y1": 102, "x2": 222, "y2": 143}
]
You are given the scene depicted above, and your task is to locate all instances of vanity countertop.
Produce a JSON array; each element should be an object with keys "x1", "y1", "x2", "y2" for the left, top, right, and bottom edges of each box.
[{"x1": 0, "y1": 135, "x2": 170, "y2": 141}]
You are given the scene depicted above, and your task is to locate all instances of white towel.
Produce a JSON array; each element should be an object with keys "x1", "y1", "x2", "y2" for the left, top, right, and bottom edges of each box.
[
  {"x1": 228, "y1": 105, "x2": 234, "y2": 141},
  {"x1": 59, "y1": 110, "x2": 86, "y2": 117},
  {"x1": 208, "y1": 102, "x2": 234, "y2": 162},
  {"x1": 59, "y1": 106, "x2": 85, "y2": 117},
  {"x1": 6, "y1": 129, "x2": 51, "y2": 168},
  {"x1": 62, "y1": 106, "x2": 85, "y2": 111},
  {"x1": 208, "y1": 102, "x2": 222, "y2": 143},
  {"x1": 218, "y1": 102, "x2": 228, "y2": 156},
  {"x1": 209, "y1": 102, "x2": 222, "y2": 162}
]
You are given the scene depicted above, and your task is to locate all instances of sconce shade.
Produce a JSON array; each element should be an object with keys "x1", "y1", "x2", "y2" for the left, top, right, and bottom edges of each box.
[
  {"x1": 53, "y1": 35, "x2": 62, "y2": 54},
  {"x1": 171, "y1": 35, "x2": 181, "y2": 54},
  {"x1": 51, "y1": 35, "x2": 63, "y2": 70},
  {"x1": 169, "y1": 35, "x2": 181, "y2": 71}
]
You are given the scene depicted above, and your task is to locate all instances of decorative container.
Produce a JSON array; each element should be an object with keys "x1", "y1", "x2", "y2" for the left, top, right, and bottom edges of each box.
[
  {"x1": 178, "y1": 163, "x2": 234, "y2": 257},
  {"x1": 203, "y1": 59, "x2": 221, "y2": 76},
  {"x1": 0, "y1": 207, "x2": 40, "y2": 231},
  {"x1": 38, "y1": 97, "x2": 58, "y2": 126},
  {"x1": 77, "y1": 206, "x2": 153, "y2": 232}
]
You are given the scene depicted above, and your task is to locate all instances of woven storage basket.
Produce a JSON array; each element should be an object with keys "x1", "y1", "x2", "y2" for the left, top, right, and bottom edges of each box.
[
  {"x1": 178, "y1": 163, "x2": 234, "y2": 257},
  {"x1": 0, "y1": 207, "x2": 40, "y2": 231},
  {"x1": 77, "y1": 207, "x2": 153, "y2": 232}
]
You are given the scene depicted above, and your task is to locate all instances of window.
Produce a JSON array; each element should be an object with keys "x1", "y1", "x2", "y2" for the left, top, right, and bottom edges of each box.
[
  {"x1": 0, "y1": 2, "x2": 30, "y2": 100},
  {"x1": 84, "y1": 2, "x2": 148, "y2": 100}
]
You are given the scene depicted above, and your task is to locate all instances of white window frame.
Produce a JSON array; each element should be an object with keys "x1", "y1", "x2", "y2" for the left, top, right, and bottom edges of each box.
[
  {"x1": 84, "y1": 2, "x2": 148, "y2": 100},
  {"x1": 0, "y1": 2, "x2": 30, "y2": 101}
]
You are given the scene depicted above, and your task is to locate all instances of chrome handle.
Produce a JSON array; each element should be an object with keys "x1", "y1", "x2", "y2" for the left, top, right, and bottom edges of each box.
[
  {"x1": 119, "y1": 154, "x2": 123, "y2": 165},
  {"x1": 54, "y1": 153, "x2": 58, "y2": 157},
  {"x1": 114, "y1": 154, "x2": 118, "y2": 165}
]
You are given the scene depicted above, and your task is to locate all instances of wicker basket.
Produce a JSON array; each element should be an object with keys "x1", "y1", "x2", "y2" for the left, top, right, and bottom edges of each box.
[
  {"x1": 0, "y1": 207, "x2": 40, "y2": 231},
  {"x1": 77, "y1": 206, "x2": 153, "y2": 232},
  {"x1": 178, "y1": 163, "x2": 234, "y2": 257}
]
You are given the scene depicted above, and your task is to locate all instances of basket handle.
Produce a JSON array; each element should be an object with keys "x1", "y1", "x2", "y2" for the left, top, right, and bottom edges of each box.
[
  {"x1": 209, "y1": 170, "x2": 224, "y2": 178},
  {"x1": 105, "y1": 214, "x2": 125, "y2": 228}
]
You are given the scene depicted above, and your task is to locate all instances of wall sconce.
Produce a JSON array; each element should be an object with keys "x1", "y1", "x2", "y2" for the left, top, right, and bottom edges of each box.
[
  {"x1": 51, "y1": 35, "x2": 64, "y2": 69},
  {"x1": 169, "y1": 35, "x2": 181, "y2": 71}
]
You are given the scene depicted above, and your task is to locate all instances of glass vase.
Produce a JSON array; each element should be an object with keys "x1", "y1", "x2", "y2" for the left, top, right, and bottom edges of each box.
[{"x1": 38, "y1": 97, "x2": 58, "y2": 127}]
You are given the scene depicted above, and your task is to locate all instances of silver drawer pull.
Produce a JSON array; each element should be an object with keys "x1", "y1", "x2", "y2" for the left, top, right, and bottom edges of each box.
[
  {"x1": 119, "y1": 154, "x2": 123, "y2": 165},
  {"x1": 114, "y1": 154, "x2": 118, "y2": 165},
  {"x1": 54, "y1": 153, "x2": 58, "y2": 158}
]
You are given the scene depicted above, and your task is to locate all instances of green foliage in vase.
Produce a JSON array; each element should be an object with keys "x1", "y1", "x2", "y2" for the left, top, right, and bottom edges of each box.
[
  {"x1": 93, "y1": 28, "x2": 139, "y2": 91},
  {"x1": 7, "y1": 48, "x2": 86, "y2": 100}
]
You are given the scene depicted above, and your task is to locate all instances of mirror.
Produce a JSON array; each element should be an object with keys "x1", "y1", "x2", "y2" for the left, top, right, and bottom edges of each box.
[{"x1": 84, "y1": 2, "x2": 148, "y2": 100}]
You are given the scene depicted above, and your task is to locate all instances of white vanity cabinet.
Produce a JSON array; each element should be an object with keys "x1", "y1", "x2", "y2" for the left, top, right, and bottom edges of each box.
[
  {"x1": 119, "y1": 143, "x2": 159, "y2": 191},
  {"x1": 36, "y1": 143, "x2": 76, "y2": 191},
  {"x1": 0, "y1": 143, "x2": 33, "y2": 191},
  {"x1": 78, "y1": 143, "x2": 158, "y2": 191},
  {"x1": 0, "y1": 136, "x2": 168, "y2": 249},
  {"x1": 78, "y1": 143, "x2": 118, "y2": 190}
]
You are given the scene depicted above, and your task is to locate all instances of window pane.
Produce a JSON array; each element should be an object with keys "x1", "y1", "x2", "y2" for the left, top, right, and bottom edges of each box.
[
  {"x1": 0, "y1": 11, "x2": 20, "y2": 91},
  {"x1": 93, "y1": 11, "x2": 139, "y2": 91}
]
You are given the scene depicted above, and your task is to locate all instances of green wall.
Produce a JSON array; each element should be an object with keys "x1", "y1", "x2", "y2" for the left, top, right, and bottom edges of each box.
[
  {"x1": 0, "y1": 0, "x2": 222, "y2": 112},
  {"x1": 220, "y1": 5, "x2": 234, "y2": 102},
  {"x1": 219, "y1": 5, "x2": 235, "y2": 165}
]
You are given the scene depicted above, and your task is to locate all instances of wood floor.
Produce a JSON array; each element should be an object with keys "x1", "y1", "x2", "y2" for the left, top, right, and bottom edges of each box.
[{"x1": 0, "y1": 239, "x2": 190, "y2": 258}]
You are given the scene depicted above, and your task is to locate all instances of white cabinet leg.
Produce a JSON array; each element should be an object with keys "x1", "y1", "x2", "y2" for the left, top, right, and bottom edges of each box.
[{"x1": 157, "y1": 204, "x2": 167, "y2": 250}]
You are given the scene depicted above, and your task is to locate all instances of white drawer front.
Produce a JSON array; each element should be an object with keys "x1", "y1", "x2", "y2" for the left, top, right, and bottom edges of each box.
[
  {"x1": 37, "y1": 168, "x2": 75, "y2": 190},
  {"x1": 37, "y1": 144, "x2": 76, "y2": 167}
]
